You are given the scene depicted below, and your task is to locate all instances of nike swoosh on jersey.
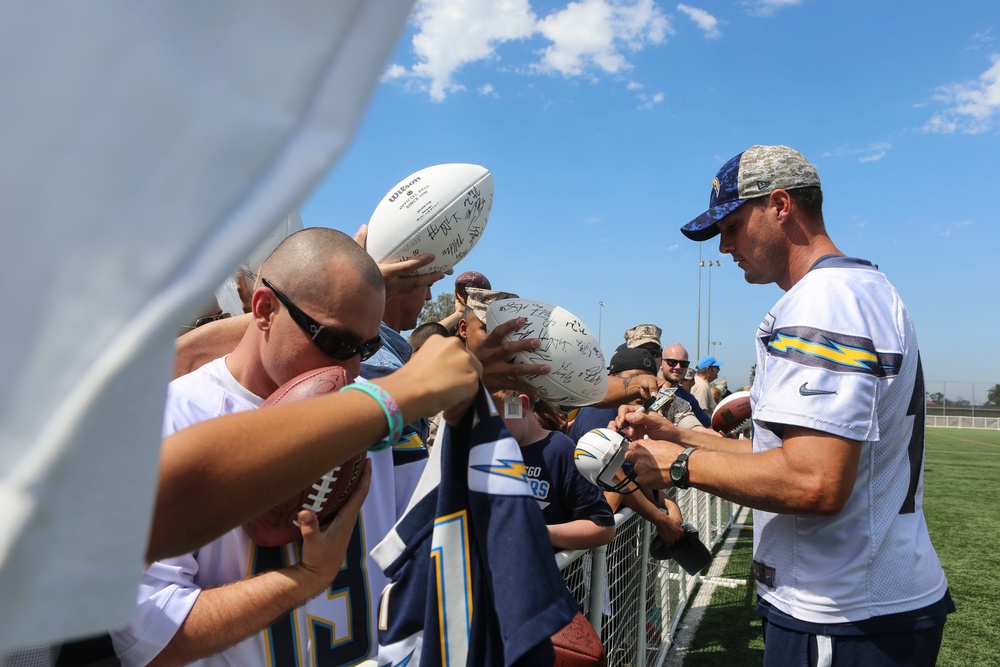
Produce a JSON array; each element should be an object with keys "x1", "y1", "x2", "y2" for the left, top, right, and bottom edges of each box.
[{"x1": 799, "y1": 383, "x2": 837, "y2": 396}]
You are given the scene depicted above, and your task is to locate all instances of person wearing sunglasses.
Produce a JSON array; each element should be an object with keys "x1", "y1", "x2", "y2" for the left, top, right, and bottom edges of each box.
[
  {"x1": 657, "y1": 343, "x2": 691, "y2": 386},
  {"x1": 621, "y1": 335, "x2": 712, "y2": 432},
  {"x1": 114, "y1": 227, "x2": 440, "y2": 667}
]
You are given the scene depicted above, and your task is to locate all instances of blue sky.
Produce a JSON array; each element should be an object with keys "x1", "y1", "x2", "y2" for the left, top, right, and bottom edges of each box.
[{"x1": 302, "y1": 0, "x2": 1000, "y2": 396}]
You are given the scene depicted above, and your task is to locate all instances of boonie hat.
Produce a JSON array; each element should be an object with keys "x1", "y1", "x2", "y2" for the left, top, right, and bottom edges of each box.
[
  {"x1": 464, "y1": 287, "x2": 519, "y2": 323},
  {"x1": 624, "y1": 324, "x2": 663, "y2": 349},
  {"x1": 608, "y1": 348, "x2": 657, "y2": 375},
  {"x1": 681, "y1": 145, "x2": 820, "y2": 242}
]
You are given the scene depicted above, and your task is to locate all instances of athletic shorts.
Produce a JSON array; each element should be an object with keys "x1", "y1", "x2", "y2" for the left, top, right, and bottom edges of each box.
[{"x1": 761, "y1": 616, "x2": 945, "y2": 667}]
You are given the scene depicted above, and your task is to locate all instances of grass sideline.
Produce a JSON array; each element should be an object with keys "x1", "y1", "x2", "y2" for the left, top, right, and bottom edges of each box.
[{"x1": 673, "y1": 427, "x2": 1000, "y2": 666}]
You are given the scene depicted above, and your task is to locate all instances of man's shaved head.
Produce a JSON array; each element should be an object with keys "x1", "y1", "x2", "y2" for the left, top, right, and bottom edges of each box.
[
  {"x1": 243, "y1": 227, "x2": 385, "y2": 389},
  {"x1": 260, "y1": 228, "x2": 383, "y2": 308}
]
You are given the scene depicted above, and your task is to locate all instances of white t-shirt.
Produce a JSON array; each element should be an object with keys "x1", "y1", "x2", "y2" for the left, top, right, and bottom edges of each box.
[
  {"x1": 751, "y1": 257, "x2": 947, "y2": 624},
  {"x1": 111, "y1": 357, "x2": 424, "y2": 666}
]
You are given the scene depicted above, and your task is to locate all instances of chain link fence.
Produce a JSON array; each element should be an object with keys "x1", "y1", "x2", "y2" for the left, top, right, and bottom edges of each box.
[{"x1": 557, "y1": 488, "x2": 738, "y2": 667}]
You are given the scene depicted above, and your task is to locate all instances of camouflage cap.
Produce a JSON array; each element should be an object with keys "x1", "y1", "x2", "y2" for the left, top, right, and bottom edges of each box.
[
  {"x1": 681, "y1": 145, "x2": 821, "y2": 242},
  {"x1": 464, "y1": 287, "x2": 519, "y2": 323},
  {"x1": 624, "y1": 324, "x2": 662, "y2": 349}
]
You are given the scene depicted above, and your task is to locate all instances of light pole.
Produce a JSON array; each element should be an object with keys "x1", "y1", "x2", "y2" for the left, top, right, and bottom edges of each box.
[
  {"x1": 598, "y1": 301, "x2": 606, "y2": 350},
  {"x1": 696, "y1": 244, "x2": 703, "y2": 360},
  {"x1": 704, "y1": 259, "x2": 721, "y2": 356}
]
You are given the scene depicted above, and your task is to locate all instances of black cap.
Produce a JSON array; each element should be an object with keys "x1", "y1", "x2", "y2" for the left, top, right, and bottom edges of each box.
[{"x1": 608, "y1": 348, "x2": 656, "y2": 375}]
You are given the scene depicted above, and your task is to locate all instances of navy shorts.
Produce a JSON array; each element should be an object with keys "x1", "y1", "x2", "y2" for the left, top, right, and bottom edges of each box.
[{"x1": 761, "y1": 617, "x2": 945, "y2": 667}]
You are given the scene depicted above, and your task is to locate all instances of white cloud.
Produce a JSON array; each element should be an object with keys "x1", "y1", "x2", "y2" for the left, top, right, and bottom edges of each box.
[
  {"x1": 382, "y1": 64, "x2": 408, "y2": 81},
  {"x1": 393, "y1": 0, "x2": 671, "y2": 100},
  {"x1": 637, "y1": 91, "x2": 665, "y2": 110},
  {"x1": 968, "y1": 28, "x2": 994, "y2": 51},
  {"x1": 924, "y1": 54, "x2": 1000, "y2": 134},
  {"x1": 534, "y1": 0, "x2": 671, "y2": 77},
  {"x1": 821, "y1": 142, "x2": 891, "y2": 163},
  {"x1": 938, "y1": 220, "x2": 973, "y2": 237},
  {"x1": 857, "y1": 151, "x2": 886, "y2": 163},
  {"x1": 479, "y1": 83, "x2": 497, "y2": 96},
  {"x1": 745, "y1": 0, "x2": 802, "y2": 17},
  {"x1": 664, "y1": 243, "x2": 680, "y2": 252},
  {"x1": 405, "y1": 0, "x2": 537, "y2": 101},
  {"x1": 677, "y1": 4, "x2": 721, "y2": 39}
]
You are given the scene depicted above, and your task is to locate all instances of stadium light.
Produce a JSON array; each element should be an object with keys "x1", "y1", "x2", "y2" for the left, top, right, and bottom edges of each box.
[
  {"x1": 598, "y1": 301, "x2": 606, "y2": 349},
  {"x1": 699, "y1": 257, "x2": 721, "y2": 358}
]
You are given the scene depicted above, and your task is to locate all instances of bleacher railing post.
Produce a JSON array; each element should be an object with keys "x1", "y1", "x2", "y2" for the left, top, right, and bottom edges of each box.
[
  {"x1": 588, "y1": 542, "x2": 608, "y2": 637},
  {"x1": 636, "y1": 519, "x2": 650, "y2": 667}
]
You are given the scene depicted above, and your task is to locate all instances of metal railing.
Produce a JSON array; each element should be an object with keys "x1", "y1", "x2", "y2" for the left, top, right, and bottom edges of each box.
[{"x1": 557, "y1": 489, "x2": 738, "y2": 666}]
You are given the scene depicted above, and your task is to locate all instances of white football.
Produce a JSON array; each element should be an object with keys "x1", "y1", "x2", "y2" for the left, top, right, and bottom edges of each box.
[
  {"x1": 365, "y1": 163, "x2": 493, "y2": 275},
  {"x1": 485, "y1": 299, "x2": 608, "y2": 407}
]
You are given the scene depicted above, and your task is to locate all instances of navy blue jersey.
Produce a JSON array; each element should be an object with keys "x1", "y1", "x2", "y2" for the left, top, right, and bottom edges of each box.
[
  {"x1": 362, "y1": 322, "x2": 429, "y2": 467},
  {"x1": 371, "y1": 387, "x2": 578, "y2": 667},
  {"x1": 567, "y1": 407, "x2": 617, "y2": 444},
  {"x1": 675, "y1": 386, "x2": 712, "y2": 428},
  {"x1": 520, "y1": 431, "x2": 615, "y2": 528}
]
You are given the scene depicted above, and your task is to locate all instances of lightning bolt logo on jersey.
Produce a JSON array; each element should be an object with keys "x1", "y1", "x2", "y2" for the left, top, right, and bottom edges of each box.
[{"x1": 371, "y1": 386, "x2": 578, "y2": 667}]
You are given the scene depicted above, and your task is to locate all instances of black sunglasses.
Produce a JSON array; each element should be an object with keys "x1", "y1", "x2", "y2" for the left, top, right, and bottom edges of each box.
[
  {"x1": 261, "y1": 278, "x2": 382, "y2": 361},
  {"x1": 193, "y1": 312, "x2": 232, "y2": 328},
  {"x1": 642, "y1": 345, "x2": 663, "y2": 357},
  {"x1": 664, "y1": 358, "x2": 690, "y2": 368}
]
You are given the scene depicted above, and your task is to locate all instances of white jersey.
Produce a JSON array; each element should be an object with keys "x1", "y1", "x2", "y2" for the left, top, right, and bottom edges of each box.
[
  {"x1": 751, "y1": 256, "x2": 947, "y2": 624},
  {"x1": 111, "y1": 357, "x2": 424, "y2": 667}
]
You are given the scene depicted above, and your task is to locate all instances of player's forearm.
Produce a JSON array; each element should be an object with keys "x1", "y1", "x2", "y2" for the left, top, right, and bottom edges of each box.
[
  {"x1": 548, "y1": 521, "x2": 615, "y2": 550},
  {"x1": 148, "y1": 565, "x2": 329, "y2": 667},
  {"x1": 686, "y1": 447, "x2": 849, "y2": 515},
  {"x1": 664, "y1": 427, "x2": 752, "y2": 454}
]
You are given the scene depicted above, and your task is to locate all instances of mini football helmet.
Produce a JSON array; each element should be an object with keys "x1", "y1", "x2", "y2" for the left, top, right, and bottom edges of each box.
[{"x1": 574, "y1": 428, "x2": 640, "y2": 494}]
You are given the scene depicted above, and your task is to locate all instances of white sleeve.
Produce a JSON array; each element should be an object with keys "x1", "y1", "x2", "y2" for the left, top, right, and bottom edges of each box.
[{"x1": 109, "y1": 555, "x2": 201, "y2": 667}]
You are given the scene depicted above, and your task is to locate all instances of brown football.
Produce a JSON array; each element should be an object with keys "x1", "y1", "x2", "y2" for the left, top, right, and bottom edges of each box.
[
  {"x1": 552, "y1": 611, "x2": 607, "y2": 667},
  {"x1": 242, "y1": 366, "x2": 366, "y2": 547},
  {"x1": 711, "y1": 390, "x2": 752, "y2": 436}
]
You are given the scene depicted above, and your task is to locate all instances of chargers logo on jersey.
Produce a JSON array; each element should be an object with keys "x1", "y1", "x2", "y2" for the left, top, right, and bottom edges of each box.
[
  {"x1": 468, "y1": 434, "x2": 535, "y2": 497},
  {"x1": 767, "y1": 326, "x2": 901, "y2": 377},
  {"x1": 472, "y1": 459, "x2": 529, "y2": 482}
]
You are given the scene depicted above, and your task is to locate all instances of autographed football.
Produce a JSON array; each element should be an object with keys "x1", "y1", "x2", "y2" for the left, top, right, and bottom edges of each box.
[
  {"x1": 484, "y1": 298, "x2": 607, "y2": 407},
  {"x1": 552, "y1": 611, "x2": 607, "y2": 667},
  {"x1": 711, "y1": 390, "x2": 752, "y2": 436},
  {"x1": 365, "y1": 163, "x2": 493, "y2": 275},
  {"x1": 243, "y1": 366, "x2": 366, "y2": 547}
]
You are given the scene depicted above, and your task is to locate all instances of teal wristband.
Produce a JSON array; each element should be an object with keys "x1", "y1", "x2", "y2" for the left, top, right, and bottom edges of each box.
[{"x1": 341, "y1": 379, "x2": 403, "y2": 452}]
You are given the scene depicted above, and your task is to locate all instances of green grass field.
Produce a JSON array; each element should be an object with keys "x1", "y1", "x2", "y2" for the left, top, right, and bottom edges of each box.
[{"x1": 675, "y1": 427, "x2": 1000, "y2": 666}]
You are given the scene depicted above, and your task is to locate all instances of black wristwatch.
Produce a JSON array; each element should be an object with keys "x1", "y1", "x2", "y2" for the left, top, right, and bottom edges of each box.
[{"x1": 670, "y1": 447, "x2": 697, "y2": 489}]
